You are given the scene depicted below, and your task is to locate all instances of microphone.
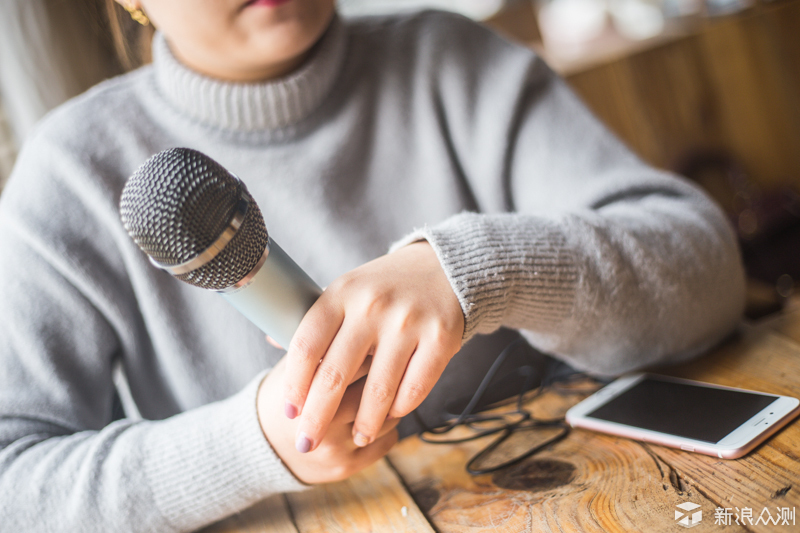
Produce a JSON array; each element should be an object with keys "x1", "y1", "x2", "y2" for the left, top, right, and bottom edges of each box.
[{"x1": 120, "y1": 147, "x2": 323, "y2": 349}]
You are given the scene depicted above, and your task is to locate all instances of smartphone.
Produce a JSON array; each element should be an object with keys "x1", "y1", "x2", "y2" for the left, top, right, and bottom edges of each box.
[{"x1": 565, "y1": 373, "x2": 800, "y2": 459}]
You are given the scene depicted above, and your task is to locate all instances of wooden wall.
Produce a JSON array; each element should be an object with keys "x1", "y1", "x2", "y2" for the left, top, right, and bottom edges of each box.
[
  {"x1": 567, "y1": 0, "x2": 800, "y2": 188},
  {"x1": 491, "y1": 0, "x2": 800, "y2": 192}
]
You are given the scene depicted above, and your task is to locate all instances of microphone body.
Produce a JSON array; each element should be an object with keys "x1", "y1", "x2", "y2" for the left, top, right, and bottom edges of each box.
[
  {"x1": 120, "y1": 147, "x2": 323, "y2": 349},
  {"x1": 221, "y1": 237, "x2": 321, "y2": 349}
]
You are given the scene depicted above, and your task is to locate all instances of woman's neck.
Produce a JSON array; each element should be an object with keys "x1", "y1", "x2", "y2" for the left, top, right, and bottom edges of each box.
[{"x1": 151, "y1": 15, "x2": 346, "y2": 132}]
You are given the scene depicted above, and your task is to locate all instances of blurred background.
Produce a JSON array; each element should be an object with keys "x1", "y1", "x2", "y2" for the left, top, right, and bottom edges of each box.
[{"x1": 1, "y1": 0, "x2": 798, "y2": 315}]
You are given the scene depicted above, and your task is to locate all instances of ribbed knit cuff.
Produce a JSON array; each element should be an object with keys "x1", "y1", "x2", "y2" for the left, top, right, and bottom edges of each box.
[
  {"x1": 144, "y1": 371, "x2": 307, "y2": 531},
  {"x1": 390, "y1": 212, "x2": 579, "y2": 342}
]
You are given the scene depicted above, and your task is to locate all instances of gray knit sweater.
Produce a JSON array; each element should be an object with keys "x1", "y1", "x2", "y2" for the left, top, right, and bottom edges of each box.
[{"x1": 0, "y1": 11, "x2": 744, "y2": 532}]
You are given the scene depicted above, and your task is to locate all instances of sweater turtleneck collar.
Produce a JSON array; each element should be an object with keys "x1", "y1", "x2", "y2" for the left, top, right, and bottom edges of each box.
[{"x1": 152, "y1": 16, "x2": 346, "y2": 132}]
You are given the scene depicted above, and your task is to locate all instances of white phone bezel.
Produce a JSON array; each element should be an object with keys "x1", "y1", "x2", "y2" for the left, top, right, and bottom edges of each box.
[{"x1": 565, "y1": 373, "x2": 800, "y2": 459}]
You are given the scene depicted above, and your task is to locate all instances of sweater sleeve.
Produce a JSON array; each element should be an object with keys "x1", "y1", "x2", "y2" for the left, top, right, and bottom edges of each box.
[
  {"x1": 390, "y1": 14, "x2": 746, "y2": 375},
  {"x1": 0, "y1": 134, "x2": 305, "y2": 532}
]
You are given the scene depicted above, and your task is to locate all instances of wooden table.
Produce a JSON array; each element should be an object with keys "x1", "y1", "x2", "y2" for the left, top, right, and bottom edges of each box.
[{"x1": 202, "y1": 302, "x2": 800, "y2": 532}]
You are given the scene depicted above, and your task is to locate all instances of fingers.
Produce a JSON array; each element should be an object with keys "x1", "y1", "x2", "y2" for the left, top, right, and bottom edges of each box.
[
  {"x1": 326, "y1": 377, "x2": 399, "y2": 452},
  {"x1": 284, "y1": 243, "x2": 463, "y2": 456},
  {"x1": 295, "y1": 316, "x2": 373, "y2": 453},
  {"x1": 352, "y1": 355, "x2": 372, "y2": 385},
  {"x1": 354, "y1": 429, "x2": 399, "y2": 467},
  {"x1": 320, "y1": 427, "x2": 400, "y2": 484},
  {"x1": 388, "y1": 340, "x2": 453, "y2": 419},
  {"x1": 283, "y1": 293, "x2": 343, "y2": 420},
  {"x1": 332, "y1": 379, "x2": 404, "y2": 435},
  {"x1": 265, "y1": 335, "x2": 283, "y2": 350},
  {"x1": 332, "y1": 375, "x2": 367, "y2": 424},
  {"x1": 351, "y1": 335, "x2": 416, "y2": 447},
  {"x1": 376, "y1": 416, "x2": 401, "y2": 439}
]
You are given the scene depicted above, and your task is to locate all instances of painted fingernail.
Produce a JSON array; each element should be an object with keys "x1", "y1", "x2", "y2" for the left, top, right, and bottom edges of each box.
[
  {"x1": 296, "y1": 432, "x2": 312, "y2": 453},
  {"x1": 284, "y1": 400, "x2": 298, "y2": 419},
  {"x1": 353, "y1": 432, "x2": 370, "y2": 447}
]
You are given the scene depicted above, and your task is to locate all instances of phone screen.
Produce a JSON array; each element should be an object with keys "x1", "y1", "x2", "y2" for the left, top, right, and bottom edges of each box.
[{"x1": 586, "y1": 376, "x2": 777, "y2": 443}]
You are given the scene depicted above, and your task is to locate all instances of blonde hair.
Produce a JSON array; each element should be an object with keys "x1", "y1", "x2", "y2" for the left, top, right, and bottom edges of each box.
[{"x1": 104, "y1": 0, "x2": 155, "y2": 71}]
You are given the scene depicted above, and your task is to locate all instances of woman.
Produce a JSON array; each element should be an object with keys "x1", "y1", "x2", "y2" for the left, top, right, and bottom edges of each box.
[{"x1": 0, "y1": 0, "x2": 745, "y2": 531}]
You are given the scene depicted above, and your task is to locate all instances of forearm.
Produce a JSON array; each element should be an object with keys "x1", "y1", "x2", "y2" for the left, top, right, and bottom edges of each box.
[
  {"x1": 392, "y1": 180, "x2": 746, "y2": 375},
  {"x1": 0, "y1": 373, "x2": 306, "y2": 533},
  {"x1": 403, "y1": 40, "x2": 747, "y2": 373}
]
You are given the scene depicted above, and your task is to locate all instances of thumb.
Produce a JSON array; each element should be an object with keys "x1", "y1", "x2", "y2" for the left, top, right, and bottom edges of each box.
[{"x1": 265, "y1": 335, "x2": 284, "y2": 350}]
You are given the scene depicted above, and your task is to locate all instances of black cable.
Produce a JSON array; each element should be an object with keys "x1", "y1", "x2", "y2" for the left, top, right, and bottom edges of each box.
[{"x1": 415, "y1": 339, "x2": 602, "y2": 475}]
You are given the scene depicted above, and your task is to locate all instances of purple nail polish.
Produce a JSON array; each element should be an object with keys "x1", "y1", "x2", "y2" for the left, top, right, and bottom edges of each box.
[
  {"x1": 296, "y1": 433, "x2": 312, "y2": 453},
  {"x1": 284, "y1": 400, "x2": 298, "y2": 419}
]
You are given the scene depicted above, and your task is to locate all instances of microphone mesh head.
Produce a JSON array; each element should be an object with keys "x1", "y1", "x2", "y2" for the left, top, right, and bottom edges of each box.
[{"x1": 120, "y1": 147, "x2": 268, "y2": 290}]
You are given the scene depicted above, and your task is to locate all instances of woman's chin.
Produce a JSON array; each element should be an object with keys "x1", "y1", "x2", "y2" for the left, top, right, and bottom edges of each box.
[{"x1": 244, "y1": 0, "x2": 294, "y2": 7}]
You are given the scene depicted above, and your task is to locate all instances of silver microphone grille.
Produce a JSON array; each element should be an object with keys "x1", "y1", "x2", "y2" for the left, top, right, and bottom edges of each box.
[{"x1": 120, "y1": 147, "x2": 269, "y2": 290}]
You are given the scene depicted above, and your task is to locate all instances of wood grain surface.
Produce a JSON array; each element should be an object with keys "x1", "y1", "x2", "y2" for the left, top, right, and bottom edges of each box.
[
  {"x1": 201, "y1": 494, "x2": 298, "y2": 533},
  {"x1": 386, "y1": 321, "x2": 800, "y2": 532},
  {"x1": 387, "y1": 390, "x2": 743, "y2": 532},
  {"x1": 202, "y1": 307, "x2": 800, "y2": 532},
  {"x1": 201, "y1": 459, "x2": 431, "y2": 533},
  {"x1": 284, "y1": 459, "x2": 433, "y2": 533}
]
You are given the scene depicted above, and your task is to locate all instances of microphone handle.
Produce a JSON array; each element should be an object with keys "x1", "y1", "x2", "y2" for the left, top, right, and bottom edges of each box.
[{"x1": 221, "y1": 237, "x2": 322, "y2": 349}]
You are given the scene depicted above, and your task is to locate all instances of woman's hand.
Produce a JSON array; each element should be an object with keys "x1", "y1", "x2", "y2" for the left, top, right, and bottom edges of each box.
[
  {"x1": 257, "y1": 356, "x2": 399, "y2": 484},
  {"x1": 282, "y1": 241, "x2": 464, "y2": 453}
]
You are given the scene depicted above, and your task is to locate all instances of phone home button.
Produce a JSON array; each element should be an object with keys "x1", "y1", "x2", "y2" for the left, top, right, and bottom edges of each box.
[{"x1": 680, "y1": 444, "x2": 695, "y2": 452}]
